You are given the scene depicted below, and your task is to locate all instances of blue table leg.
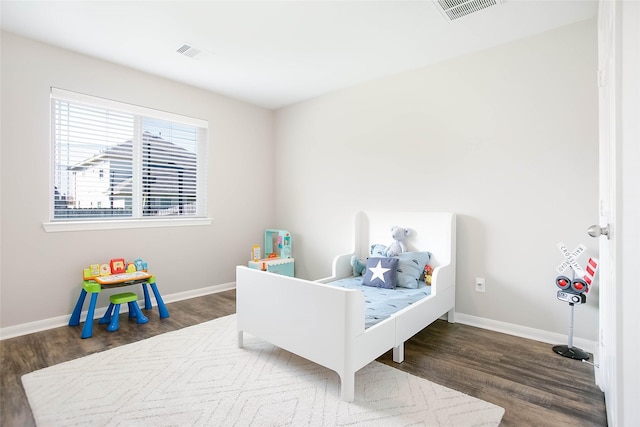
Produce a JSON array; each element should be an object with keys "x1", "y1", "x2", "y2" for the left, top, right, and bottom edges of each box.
[
  {"x1": 150, "y1": 282, "x2": 170, "y2": 318},
  {"x1": 99, "y1": 303, "x2": 115, "y2": 324},
  {"x1": 106, "y1": 303, "x2": 121, "y2": 332},
  {"x1": 128, "y1": 301, "x2": 148, "y2": 324},
  {"x1": 81, "y1": 292, "x2": 99, "y2": 339},
  {"x1": 69, "y1": 289, "x2": 87, "y2": 326},
  {"x1": 142, "y1": 283, "x2": 152, "y2": 310}
]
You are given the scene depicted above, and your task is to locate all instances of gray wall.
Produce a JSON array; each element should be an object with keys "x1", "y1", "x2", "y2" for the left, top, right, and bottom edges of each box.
[
  {"x1": 274, "y1": 19, "x2": 600, "y2": 342},
  {"x1": 1, "y1": 19, "x2": 600, "y2": 346},
  {"x1": 0, "y1": 32, "x2": 275, "y2": 329}
]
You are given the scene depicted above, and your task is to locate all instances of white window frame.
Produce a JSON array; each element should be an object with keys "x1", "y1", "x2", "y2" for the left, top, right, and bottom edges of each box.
[{"x1": 43, "y1": 88, "x2": 212, "y2": 232}]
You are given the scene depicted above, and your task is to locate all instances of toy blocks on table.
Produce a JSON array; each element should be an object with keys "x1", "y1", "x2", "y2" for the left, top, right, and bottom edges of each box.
[{"x1": 83, "y1": 257, "x2": 149, "y2": 281}]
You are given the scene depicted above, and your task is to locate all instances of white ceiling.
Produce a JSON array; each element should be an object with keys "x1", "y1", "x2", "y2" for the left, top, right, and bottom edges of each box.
[{"x1": 1, "y1": 0, "x2": 597, "y2": 110}]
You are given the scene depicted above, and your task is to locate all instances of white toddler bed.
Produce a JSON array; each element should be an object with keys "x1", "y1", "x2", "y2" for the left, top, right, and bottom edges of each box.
[{"x1": 236, "y1": 211, "x2": 456, "y2": 401}]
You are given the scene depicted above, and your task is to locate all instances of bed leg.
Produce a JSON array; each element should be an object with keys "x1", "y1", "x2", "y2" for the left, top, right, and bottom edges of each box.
[
  {"x1": 447, "y1": 308, "x2": 456, "y2": 323},
  {"x1": 393, "y1": 344, "x2": 404, "y2": 363},
  {"x1": 340, "y1": 373, "x2": 355, "y2": 402},
  {"x1": 238, "y1": 330, "x2": 244, "y2": 348}
]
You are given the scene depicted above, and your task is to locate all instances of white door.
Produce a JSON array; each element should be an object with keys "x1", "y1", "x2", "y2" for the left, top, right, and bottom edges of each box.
[
  {"x1": 596, "y1": 1, "x2": 640, "y2": 426},
  {"x1": 595, "y1": 0, "x2": 616, "y2": 406}
]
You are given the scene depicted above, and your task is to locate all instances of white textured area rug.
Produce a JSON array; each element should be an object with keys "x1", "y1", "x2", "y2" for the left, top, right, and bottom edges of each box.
[{"x1": 23, "y1": 314, "x2": 504, "y2": 427}]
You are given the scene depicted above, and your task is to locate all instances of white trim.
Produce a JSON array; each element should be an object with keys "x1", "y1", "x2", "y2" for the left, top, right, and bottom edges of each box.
[
  {"x1": 0, "y1": 286, "x2": 598, "y2": 356},
  {"x1": 0, "y1": 282, "x2": 235, "y2": 340},
  {"x1": 42, "y1": 217, "x2": 213, "y2": 232},
  {"x1": 50, "y1": 87, "x2": 208, "y2": 128},
  {"x1": 455, "y1": 312, "x2": 598, "y2": 354},
  {"x1": 196, "y1": 127, "x2": 209, "y2": 215},
  {"x1": 164, "y1": 281, "x2": 235, "y2": 304}
]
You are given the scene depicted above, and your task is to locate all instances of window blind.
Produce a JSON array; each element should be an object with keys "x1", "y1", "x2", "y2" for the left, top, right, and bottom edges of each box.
[{"x1": 51, "y1": 88, "x2": 207, "y2": 221}]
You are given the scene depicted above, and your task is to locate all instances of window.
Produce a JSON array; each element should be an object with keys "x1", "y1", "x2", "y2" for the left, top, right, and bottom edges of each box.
[{"x1": 47, "y1": 88, "x2": 209, "y2": 231}]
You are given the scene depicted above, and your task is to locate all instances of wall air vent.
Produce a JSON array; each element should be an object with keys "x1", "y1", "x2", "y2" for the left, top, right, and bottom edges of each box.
[
  {"x1": 176, "y1": 44, "x2": 201, "y2": 58},
  {"x1": 435, "y1": 0, "x2": 503, "y2": 21}
]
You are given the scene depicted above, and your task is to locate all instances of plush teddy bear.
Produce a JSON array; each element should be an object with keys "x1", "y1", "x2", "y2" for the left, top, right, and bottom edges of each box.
[
  {"x1": 385, "y1": 226, "x2": 409, "y2": 257},
  {"x1": 350, "y1": 226, "x2": 410, "y2": 276}
]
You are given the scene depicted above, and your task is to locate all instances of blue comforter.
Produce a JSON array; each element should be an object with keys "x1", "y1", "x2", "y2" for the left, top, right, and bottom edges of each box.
[{"x1": 327, "y1": 276, "x2": 432, "y2": 328}]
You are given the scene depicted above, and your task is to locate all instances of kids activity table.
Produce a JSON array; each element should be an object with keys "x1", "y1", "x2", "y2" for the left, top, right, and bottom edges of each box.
[{"x1": 68, "y1": 271, "x2": 169, "y2": 338}]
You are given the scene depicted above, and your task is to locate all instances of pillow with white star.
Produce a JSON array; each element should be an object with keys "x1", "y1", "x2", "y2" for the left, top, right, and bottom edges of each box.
[{"x1": 362, "y1": 257, "x2": 399, "y2": 289}]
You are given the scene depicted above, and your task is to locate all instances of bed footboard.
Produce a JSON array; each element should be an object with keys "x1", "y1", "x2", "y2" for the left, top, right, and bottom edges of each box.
[{"x1": 236, "y1": 266, "x2": 366, "y2": 401}]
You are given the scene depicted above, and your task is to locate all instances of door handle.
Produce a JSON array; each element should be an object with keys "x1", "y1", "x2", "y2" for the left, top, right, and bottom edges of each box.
[{"x1": 587, "y1": 224, "x2": 610, "y2": 239}]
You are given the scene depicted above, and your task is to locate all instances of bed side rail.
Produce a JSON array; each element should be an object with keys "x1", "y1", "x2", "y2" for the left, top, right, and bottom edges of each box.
[{"x1": 236, "y1": 266, "x2": 365, "y2": 372}]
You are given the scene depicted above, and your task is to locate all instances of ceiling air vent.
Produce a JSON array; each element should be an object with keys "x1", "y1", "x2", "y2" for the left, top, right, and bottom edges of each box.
[
  {"x1": 176, "y1": 44, "x2": 201, "y2": 58},
  {"x1": 435, "y1": 0, "x2": 503, "y2": 21}
]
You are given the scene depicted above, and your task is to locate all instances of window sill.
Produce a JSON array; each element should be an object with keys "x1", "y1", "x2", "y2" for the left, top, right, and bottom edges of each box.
[{"x1": 42, "y1": 217, "x2": 213, "y2": 233}]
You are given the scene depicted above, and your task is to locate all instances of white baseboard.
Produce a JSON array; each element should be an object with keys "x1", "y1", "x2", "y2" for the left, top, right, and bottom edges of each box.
[
  {"x1": 454, "y1": 312, "x2": 598, "y2": 354},
  {"x1": 1, "y1": 286, "x2": 597, "y2": 358},
  {"x1": 0, "y1": 282, "x2": 236, "y2": 340}
]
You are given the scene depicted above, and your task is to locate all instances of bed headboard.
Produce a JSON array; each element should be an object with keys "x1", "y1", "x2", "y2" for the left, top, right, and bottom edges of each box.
[{"x1": 354, "y1": 211, "x2": 456, "y2": 269}]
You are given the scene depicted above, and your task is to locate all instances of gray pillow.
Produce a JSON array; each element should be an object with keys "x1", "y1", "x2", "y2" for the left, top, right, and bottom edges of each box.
[
  {"x1": 395, "y1": 251, "x2": 431, "y2": 289},
  {"x1": 362, "y1": 257, "x2": 399, "y2": 289}
]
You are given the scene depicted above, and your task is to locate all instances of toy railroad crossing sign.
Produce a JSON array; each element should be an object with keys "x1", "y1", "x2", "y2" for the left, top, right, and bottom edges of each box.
[
  {"x1": 553, "y1": 242, "x2": 599, "y2": 361},
  {"x1": 556, "y1": 243, "x2": 586, "y2": 276},
  {"x1": 555, "y1": 242, "x2": 598, "y2": 294}
]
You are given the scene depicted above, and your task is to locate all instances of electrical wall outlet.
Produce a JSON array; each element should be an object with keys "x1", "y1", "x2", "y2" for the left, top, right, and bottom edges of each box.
[{"x1": 475, "y1": 277, "x2": 486, "y2": 293}]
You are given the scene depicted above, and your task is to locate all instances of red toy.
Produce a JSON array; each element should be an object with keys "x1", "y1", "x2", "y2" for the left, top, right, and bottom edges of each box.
[
  {"x1": 110, "y1": 258, "x2": 126, "y2": 274},
  {"x1": 424, "y1": 265, "x2": 433, "y2": 285}
]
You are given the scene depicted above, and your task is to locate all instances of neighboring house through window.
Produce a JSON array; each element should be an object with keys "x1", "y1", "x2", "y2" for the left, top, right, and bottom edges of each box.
[{"x1": 48, "y1": 88, "x2": 209, "y2": 230}]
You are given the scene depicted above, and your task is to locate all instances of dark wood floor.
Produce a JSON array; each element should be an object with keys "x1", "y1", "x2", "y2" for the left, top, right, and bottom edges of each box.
[{"x1": 1, "y1": 289, "x2": 606, "y2": 426}]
